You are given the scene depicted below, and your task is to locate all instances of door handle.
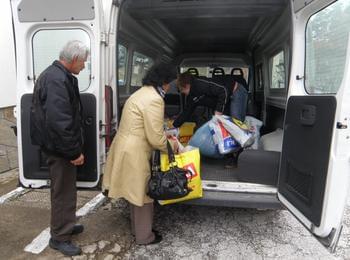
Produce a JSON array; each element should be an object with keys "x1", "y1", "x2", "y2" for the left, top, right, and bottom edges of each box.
[{"x1": 300, "y1": 105, "x2": 316, "y2": 126}]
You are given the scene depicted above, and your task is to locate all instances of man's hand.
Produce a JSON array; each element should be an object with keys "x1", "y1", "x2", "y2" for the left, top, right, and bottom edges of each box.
[
  {"x1": 70, "y1": 153, "x2": 84, "y2": 166},
  {"x1": 214, "y1": 111, "x2": 223, "y2": 116}
]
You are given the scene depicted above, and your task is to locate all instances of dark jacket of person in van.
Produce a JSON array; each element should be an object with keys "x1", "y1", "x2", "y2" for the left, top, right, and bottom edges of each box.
[
  {"x1": 30, "y1": 60, "x2": 84, "y2": 160},
  {"x1": 173, "y1": 73, "x2": 235, "y2": 128}
]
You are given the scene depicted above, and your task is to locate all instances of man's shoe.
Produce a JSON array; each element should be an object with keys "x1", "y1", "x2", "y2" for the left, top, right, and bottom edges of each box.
[
  {"x1": 49, "y1": 238, "x2": 82, "y2": 256},
  {"x1": 71, "y1": 224, "x2": 84, "y2": 235},
  {"x1": 224, "y1": 157, "x2": 238, "y2": 169}
]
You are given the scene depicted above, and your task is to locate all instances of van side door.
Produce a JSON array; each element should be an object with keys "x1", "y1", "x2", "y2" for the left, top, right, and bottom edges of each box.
[{"x1": 278, "y1": 0, "x2": 350, "y2": 251}]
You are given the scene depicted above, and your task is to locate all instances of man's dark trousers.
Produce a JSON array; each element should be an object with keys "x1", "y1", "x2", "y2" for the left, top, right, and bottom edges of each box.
[{"x1": 47, "y1": 155, "x2": 77, "y2": 241}]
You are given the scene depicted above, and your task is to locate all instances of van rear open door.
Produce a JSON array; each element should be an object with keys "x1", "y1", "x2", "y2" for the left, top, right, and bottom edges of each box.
[
  {"x1": 11, "y1": 0, "x2": 109, "y2": 188},
  {"x1": 278, "y1": 0, "x2": 350, "y2": 251}
]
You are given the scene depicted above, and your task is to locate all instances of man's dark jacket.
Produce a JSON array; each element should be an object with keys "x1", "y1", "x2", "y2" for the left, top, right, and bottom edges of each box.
[
  {"x1": 173, "y1": 76, "x2": 234, "y2": 127},
  {"x1": 30, "y1": 60, "x2": 84, "y2": 160}
]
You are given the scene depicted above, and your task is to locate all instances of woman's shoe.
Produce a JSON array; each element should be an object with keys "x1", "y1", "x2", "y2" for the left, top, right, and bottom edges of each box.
[
  {"x1": 132, "y1": 229, "x2": 160, "y2": 237},
  {"x1": 147, "y1": 233, "x2": 162, "y2": 245},
  {"x1": 152, "y1": 229, "x2": 160, "y2": 236}
]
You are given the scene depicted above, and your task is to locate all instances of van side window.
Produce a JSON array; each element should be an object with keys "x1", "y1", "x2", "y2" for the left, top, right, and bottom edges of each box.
[
  {"x1": 32, "y1": 29, "x2": 91, "y2": 92},
  {"x1": 118, "y1": 44, "x2": 127, "y2": 86},
  {"x1": 270, "y1": 51, "x2": 286, "y2": 89},
  {"x1": 305, "y1": 0, "x2": 350, "y2": 94},
  {"x1": 131, "y1": 51, "x2": 153, "y2": 87}
]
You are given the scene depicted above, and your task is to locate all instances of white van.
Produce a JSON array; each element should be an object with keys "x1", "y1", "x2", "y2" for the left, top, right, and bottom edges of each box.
[{"x1": 11, "y1": 0, "x2": 350, "y2": 252}]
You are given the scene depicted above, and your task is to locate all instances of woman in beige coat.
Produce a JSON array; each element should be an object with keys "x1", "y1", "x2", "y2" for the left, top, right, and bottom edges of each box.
[{"x1": 102, "y1": 63, "x2": 178, "y2": 245}]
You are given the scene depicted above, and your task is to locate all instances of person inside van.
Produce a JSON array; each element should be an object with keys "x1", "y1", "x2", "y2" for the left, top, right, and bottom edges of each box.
[
  {"x1": 102, "y1": 63, "x2": 178, "y2": 245},
  {"x1": 173, "y1": 71, "x2": 248, "y2": 128},
  {"x1": 173, "y1": 71, "x2": 248, "y2": 168}
]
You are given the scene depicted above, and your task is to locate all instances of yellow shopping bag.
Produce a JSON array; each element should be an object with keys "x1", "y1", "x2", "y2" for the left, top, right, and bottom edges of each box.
[{"x1": 159, "y1": 147, "x2": 202, "y2": 205}]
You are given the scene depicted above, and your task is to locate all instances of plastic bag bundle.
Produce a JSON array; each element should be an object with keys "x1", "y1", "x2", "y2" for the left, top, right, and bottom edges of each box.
[
  {"x1": 188, "y1": 122, "x2": 224, "y2": 158},
  {"x1": 208, "y1": 118, "x2": 239, "y2": 154},
  {"x1": 244, "y1": 116, "x2": 263, "y2": 149},
  {"x1": 215, "y1": 115, "x2": 255, "y2": 148}
]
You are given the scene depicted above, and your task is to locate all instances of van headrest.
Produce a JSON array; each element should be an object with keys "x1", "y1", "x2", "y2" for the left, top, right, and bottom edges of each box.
[
  {"x1": 212, "y1": 67, "x2": 225, "y2": 77},
  {"x1": 187, "y1": 68, "x2": 199, "y2": 76},
  {"x1": 231, "y1": 67, "x2": 248, "y2": 91}
]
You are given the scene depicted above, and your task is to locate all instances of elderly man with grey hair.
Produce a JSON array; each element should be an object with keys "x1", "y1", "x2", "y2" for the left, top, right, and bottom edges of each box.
[{"x1": 30, "y1": 40, "x2": 89, "y2": 256}]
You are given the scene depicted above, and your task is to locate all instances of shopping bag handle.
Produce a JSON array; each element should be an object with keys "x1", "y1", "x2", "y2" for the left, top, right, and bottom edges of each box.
[
  {"x1": 151, "y1": 150, "x2": 161, "y2": 172},
  {"x1": 166, "y1": 140, "x2": 176, "y2": 165}
]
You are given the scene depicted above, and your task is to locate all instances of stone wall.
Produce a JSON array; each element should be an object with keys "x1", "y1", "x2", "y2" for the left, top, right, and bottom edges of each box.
[{"x1": 0, "y1": 106, "x2": 17, "y2": 173}]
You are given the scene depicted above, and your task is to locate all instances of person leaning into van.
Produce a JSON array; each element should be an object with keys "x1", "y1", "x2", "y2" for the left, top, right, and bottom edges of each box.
[
  {"x1": 102, "y1": 63, "x2": 179, "y2": 245},
  {"x1": 173, "y1": 71, "x2": 248, "y2": 128},
  {"x1": 30, "y1": 40, "x2": 89, "y2": 256},
  {"x1": 173, "y1": 71, "x2": 248, "y2": 167}
]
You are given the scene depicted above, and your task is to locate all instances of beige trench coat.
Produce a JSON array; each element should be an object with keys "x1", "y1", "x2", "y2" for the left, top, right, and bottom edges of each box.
[{"x1": 102, "y1": 86, "x2": 169, "y2": 206}]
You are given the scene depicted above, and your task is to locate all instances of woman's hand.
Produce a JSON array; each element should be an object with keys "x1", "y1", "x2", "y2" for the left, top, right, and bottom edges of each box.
[
  {"x1": 167, "y1": 136, "x2": 180, "y2": 154},
  {"x1": 173, "y1": 139, "x2": 179, "y2": 154},
  {"x1": 214, "y1": 111, "x2": 223, "y2": 116}
]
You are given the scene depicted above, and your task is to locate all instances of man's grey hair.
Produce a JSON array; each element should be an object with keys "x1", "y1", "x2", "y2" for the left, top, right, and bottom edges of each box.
[{"x1": 59, "y1": 40, "x2": 90, "y2": 63}]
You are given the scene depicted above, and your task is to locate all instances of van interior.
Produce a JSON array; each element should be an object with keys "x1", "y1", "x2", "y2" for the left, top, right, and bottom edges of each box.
[{"x1": 116, "y1": 0, "x2": 292, "y2": 207}]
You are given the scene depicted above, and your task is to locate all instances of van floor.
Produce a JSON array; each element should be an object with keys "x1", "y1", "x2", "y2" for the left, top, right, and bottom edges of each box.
[{"x1": 201, "y1": 157, "x2": 239, "y2": 182}]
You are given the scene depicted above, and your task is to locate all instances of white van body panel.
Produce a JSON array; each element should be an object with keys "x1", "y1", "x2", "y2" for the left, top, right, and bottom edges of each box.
[
  {"x1": 0, "y1": 0, "x2": 16, "y2": 108},
  {"x1": 11, "y1": 0, "x2": 110, "y2": 188},
  {"x1": 279, "y1": 0, "x2": 350, "y2": 245}
]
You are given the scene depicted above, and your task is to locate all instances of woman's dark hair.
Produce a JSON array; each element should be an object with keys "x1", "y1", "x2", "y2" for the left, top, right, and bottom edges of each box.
[{"x1": 142, "y1": 63, "x2": 177, "y2": 87}]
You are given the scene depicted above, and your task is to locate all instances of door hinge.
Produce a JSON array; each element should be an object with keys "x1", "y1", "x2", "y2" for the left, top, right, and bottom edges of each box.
[
  {"x1": 336, "y1": 122, "x2": 347, "y2": 129},
  {"x1": 100, "y1": 32, "x2": 108, "y2": 45}
]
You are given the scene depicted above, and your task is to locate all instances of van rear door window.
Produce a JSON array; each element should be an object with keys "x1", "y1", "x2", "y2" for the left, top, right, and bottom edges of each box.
[
  {"x1": 32, "y1": 29, "x2": 91, "y2": 92},
  {"x1": 305, "y1": 0, "x2": 350, "y2": 94}
]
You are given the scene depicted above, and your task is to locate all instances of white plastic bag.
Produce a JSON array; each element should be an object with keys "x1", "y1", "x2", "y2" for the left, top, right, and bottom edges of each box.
[
  {"x1": 244, "y1": 116, "x2": 263, "y2": 149},
  {"x1": 215, "y1": 115, "x2": 254, "y2": 148},
  {"x1": 208, "y1": 118, "x2": 239, "y2": 154}
]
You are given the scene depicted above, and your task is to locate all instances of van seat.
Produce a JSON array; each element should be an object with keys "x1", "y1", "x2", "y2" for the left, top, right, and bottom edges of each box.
[
  {"x1": 231, "y1": 68, "x2": 248, "y2": 91},
  {"x1": 236, "y1": 150, "x2": 280, "y2": 186},
  {"x1": 187, "y1": 68, "x2": 199, "y2": 76}
]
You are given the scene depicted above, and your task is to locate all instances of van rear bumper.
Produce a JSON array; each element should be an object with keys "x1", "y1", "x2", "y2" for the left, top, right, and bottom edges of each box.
[
  {"x1": 183, "y1": 190, "x2": 282, "y2": 209},
  {"x1": 182, "y1": 181, "x2": 282, "y2": 209}
]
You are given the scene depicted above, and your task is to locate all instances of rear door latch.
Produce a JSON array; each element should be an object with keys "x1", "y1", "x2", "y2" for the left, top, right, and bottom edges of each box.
[{"x1": 336, "y1": 122, "x2": 348, "y2": 129}]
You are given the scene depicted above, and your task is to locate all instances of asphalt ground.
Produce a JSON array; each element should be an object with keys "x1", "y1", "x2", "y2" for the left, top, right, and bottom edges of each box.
[{"x1": 0, "y1": 169, "x2": 349, "y2": 260}]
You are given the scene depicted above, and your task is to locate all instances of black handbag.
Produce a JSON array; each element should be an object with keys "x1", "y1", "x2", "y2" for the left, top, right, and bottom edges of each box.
[{"x1": 147, "y1": 141, "x2": 192, "y2": 200}]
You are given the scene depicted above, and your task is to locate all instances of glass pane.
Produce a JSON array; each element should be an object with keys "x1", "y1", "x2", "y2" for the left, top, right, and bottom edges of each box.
[
  {"x1": 118, "y1": 44, "x2": 127, "y2": 86},
  {"x1": 271, "y1": 51, "x2": 286, "y2": 89},
  {"x1": 131, "y1": 52, "x2": 154, "y2": 86},
  {"x1": 32, "y1": 29, "x2": 91, "y2": 92},
  {"x1": 305, "y1": 0, "x2": 350, "y2": 94}
]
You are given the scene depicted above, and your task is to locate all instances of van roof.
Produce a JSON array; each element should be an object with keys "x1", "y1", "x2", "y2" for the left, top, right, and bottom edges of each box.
[{"x1": 124, "y1": 0, "x2": 288, "y2": 55}]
